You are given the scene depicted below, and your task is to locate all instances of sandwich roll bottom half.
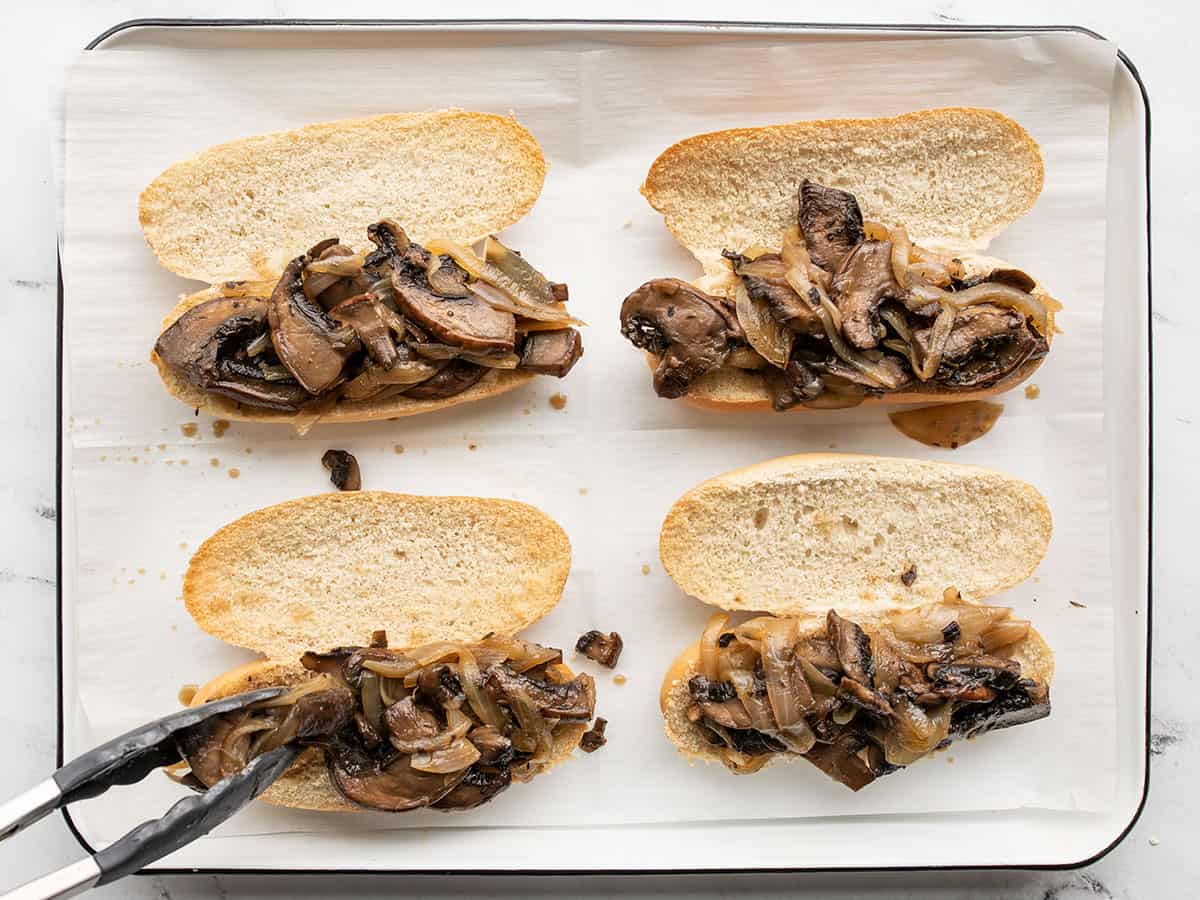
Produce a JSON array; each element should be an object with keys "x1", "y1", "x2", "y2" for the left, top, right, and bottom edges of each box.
[
  {"x1": 620, "y1": 108, "x2": 1060, "y2": 412},
  {"x1": 174, "y1": 491, "x2": 601, "y2": 814},
  {"x1": 656, "y1": 453, "x2": 1055, "y2": 790}
]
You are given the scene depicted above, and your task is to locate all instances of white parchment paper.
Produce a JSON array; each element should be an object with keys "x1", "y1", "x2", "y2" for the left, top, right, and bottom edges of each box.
[{"x1": 62, "y1": 31, "x2": 1118, "y2": 845}]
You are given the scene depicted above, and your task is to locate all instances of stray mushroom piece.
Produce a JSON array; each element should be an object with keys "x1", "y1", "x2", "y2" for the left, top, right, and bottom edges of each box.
[
  {"x1": 580, "y1": 717, "x2": 608, "y2": 753},
  {"x1": 575, "y1": 630, "x2": 624, "y2": 668},
  {"x1": 620, "y1": 278, "x2": 744, "y2": 398},
  {"x1": 321, "y1": 449, "x2": 361, "y2": 491}
]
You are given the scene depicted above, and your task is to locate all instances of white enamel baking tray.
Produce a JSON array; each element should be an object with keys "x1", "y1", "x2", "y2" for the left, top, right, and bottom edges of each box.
[{"x1": 57, "y1": 19, "x2": 1151, "y2": 874}]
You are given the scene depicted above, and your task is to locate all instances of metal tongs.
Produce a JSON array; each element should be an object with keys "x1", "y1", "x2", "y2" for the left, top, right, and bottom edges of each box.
[{"x1": 0, "y1": 687, "x2": 299, "y2": 899}]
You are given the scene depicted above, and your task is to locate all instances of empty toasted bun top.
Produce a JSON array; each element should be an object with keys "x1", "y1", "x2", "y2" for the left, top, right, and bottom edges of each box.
[
  {"x1": 140, "y1": 110, "x2": 547, "y2": 284},
  {"x1": 184, "y1": 491, "x2": 571, "y2": 660},
  {"x1": 659, "y1": 453, "x2": 1051, "y2": 617},
  {"x1": 641, "y1": 107, "x2": 1044, "y2": 274}
]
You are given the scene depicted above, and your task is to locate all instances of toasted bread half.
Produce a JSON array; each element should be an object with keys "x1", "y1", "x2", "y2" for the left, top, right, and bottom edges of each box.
[
  {"x1": 183, "y1": 491, "x2": 580, "y2": 812},
  {"x1": 143, "y1": 110, "x2": 552, "y2": 424},
  {"x1": 638, "y1": 108, "x2": 1052, "y2": 409},
  {"x1": 657, "y1": 453, "x2": 1054, "y2": 770},
  {"x1": 140, "y1": 110, "x2": 547, "y2": 285}
]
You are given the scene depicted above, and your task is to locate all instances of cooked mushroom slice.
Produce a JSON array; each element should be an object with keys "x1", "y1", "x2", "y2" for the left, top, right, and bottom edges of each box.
[
  {"x1": 155, "y1": 296, "x2": 314, "y2": 411},
  {"x1": 799, "y1": 180, "x2": 866, "y2": 272},
  {"x1": 482, "y1": 665, "x2": 596, "y2": 721},
  {"x1": 328, "y1": 741, "x2": 466, "y2": 812},
  {"x1": 426, "y1": 255, "x2": 472, "y2": 298},
  {"x1": 176, "y1": 714, "x2": 240, "y2": 788},
  {"x1": 364, "y1": 219, "x2": 412, "y2": 279},
  {"x1": 415, "y1": 665, "x2": 467, "y2": 710},
  {"x1": 950, "y1": 679, "x2": 1050, "y2": 739},
  {"x1": 519, "y1": 328, "x2": 583, "y2": 377},
  {"x1": 321, "y1": 449, "x2": 361, "y2": 491},
  {"x1": 802, "y1": 731, "x2": 882, "y2": 792},
  {"x1": 579, "y1": 717, "x2": 608, "y2": 753},
  {"x1": 827, "y1": 610, "x2": 875, "y2": 685},
  {"x1": 392, "y1": 275, "x2": 517, "y2": 355},
  {"x1": 837, "y1": 677, "x2": 894, "y2": 719},
  {"x1": 768, "y1": 357, "x2": 824, "y2": 411},
  {"x1": 253, "y1": 687, "x2": 357, "y2": 754},
  {"x1": 831, "y1": 240, "x2": 903, "y2": 350},
  {"x1": 268, "y1": 256, "x2": 359, "y2": 394},
  {"x1": 401, "y1": 359, "x2": 487, "y2": 400},
  {"x1": 466, "y1": 725, "x2": 515, "y2": 766},
  {"x1": 619, "y1": 278, "x2": 744, "y2": 399},
  {"x1": 724, "y1": 251, "x2": 824, "y2": 337},
  {"x1": 575, "y1": 630, "x2": 623, "y2": 668},
  {"x1": 917, "y1": 305, "x2": 1048, "y2": 390},
  {"x1": 384, "y1": 696, "x2": 447, "y2": 753},
  {"x1": 432, "y1": 764, "x2": 512, "y2": 810},
  {"x1": 331, "y1": 294, "x2": 398, "y2": 370},
  {"x1": 809, "y1": 354, "x2": 912, "y2": 393},
  {"x1": 958, "y1": 267, "x2": 1038, "y2": 293},
  {"x1": 927, "y1": 655, "x2": 1022, "y2": 702}
]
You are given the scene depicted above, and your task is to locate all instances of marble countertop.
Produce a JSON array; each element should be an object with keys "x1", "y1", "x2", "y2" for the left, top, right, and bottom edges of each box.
[{"x1": 1, "y1": 1, "x2": 1192, "y2": 897}]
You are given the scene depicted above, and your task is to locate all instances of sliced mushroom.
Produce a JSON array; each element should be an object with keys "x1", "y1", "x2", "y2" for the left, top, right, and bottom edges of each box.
[
  {"x1": 916, "y1": 305, "x2": 1048, "y2": 390},
  {"x1": 724, "y1": 251, "x2": 825, "y2": 337},
  {"x1": 432, "y1": 763, "x2": 512, "y2": 810},
  {"x1": 827, "y1": 610, "x2": 875, "y2": 685},
  {"x1": 391, "y1": 274, "x2": 516, "y2": 355},
  {"x1": 466, "y1": 725, "x2": 515, "y2": 767},
  {"x1": 579, "y1": 717, "x2": 608, "y2": 753},
  {"x1": 837, "y1": 677, "x2": 894, "y2": 719},
  {"x1": 799, "y1": 180, "x2": 865, "y2": 272},
  {"x1": 958, "y1": 267, "x2": 1038, "y2": 293},
  {"x1": 688, "y1": 675, "x2": 738, "y2": 703},
  {"x1": 482, "y1": 665, "x2": 596, "y2": 721},
  {"x1": 426, "y1": 255, "x2": 472, "y2": 298},
  {"x1": 802, "y1": 731, "x2": 881, "y2": 791},
  {"x1": 950, "y1": 680, "x2": 1050, "y2": 739},
  {"x1": 364, "y1": 219, "x2": 411, "y2": 279},
  {"x1": 268, "y1": 256, "x2": 359, "y2": 394},
  {"x1": 768, "y1": 357, "x2": 824, "y2": 411},
  {"x1": 321, "y1": 449, "x2": 361, "y2": 491},
  {"x1": 619, "y1": 278, "x2": 744, "y2": 399},
  {"x1": 927, "y1": 655, "x2": 1023, "y2": 702},
  {"x1": 415, "y1": 665, "x2": 467, "y2": 709},
  {"x1": 155, "y1": 296, "x2": 314, "y2": 411},
  {"x1": 831, "y1": 240, "x2": 903, "y2": 350},
  {"x1": 384, "y1": 696, "x2": 445, "y2": 753},
  {"x1": 331, "y1": 294, "x2": 398, "y2": 370},
  {"x1": 401, "y1": 358, "x2": 487, "y2": 400},
  {"x1": 253, "y1": 687, "x2": 357, "y2": 754},
  {"x1": 328, "y1": 741, "x2": 466, "y2": 812},
  {"x1": 519, "y1": 328, "x2": 583, "y2": 377}
]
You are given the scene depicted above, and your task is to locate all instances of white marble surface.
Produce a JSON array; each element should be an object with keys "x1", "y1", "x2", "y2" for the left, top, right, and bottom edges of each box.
[{"x1": 0, "y1": 0, "x2": 1193, "y2": 897}]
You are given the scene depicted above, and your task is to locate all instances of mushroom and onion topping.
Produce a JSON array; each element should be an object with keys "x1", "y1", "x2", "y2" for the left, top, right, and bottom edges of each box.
[
  {"x1": 683, "y1": 592, "x2": 1049, "y2": 788},
  {"x1": 155, "y1": 226, "x2": 583, "y2": 416},
  {"x1": 620, "y1": 181, "x2": 1055, "y2": 409},
  {"x1": 176, "y1": 632, "x2": 599, "y2": 812}
]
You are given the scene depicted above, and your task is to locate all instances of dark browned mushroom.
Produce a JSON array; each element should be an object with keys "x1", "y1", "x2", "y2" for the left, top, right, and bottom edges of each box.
[
  {"x1": 519, "y1": 329, "x2": 583, "y2": 377},
  {"x1": 619, "y1": 278, "x2": 744, "y2": 399},
  {"x1": 401, "y1": 358, "x2": 487, "y2": 400},
  {"x1": 916, "y1": 305, "x2": 1048, "y2": 390},
  {"x1": 328, "y1": 741, "x2": 466, "y2": 812},
  {"x1": 579, "y1": 717, "x2": 608, "y2": 753},
  {"x1": 950, "y1": 679, "x2": 1050, "y2": 739},
  {"x1": 768, "y1": 357, "x2": 824, "y2": 411},
  {"x1": 268, "y1": 256, "x2": 359, "y2": 394},
  {"x1": 482, "y1": 665, "x2": 596, "y2": 721},
  {"x1": 321, "y1": 449, "x2": 361, "y2": 491},
  {"x1": 799, "y1": 180, "x2": 865, "y2": 272},
  {"x1": 831, "y1": 240, "x2": 902, "y2": 350},
  {"x1": 383, "y1": 696, "x2": 445, "y2": 753},
  {"x1": 802, "y1": 731, "x2": 881, "y2": 791},
  {"x1": 432, "y1": 764, "x2": 512, "y2": 810},
  {"x1": 724, "y1": 251, "x2": 825, "y2": 337},
  {"x1": 391, "y1": 274, "x2": 516, "y2": 355},
  {"x1": 827, "y1": 610, "x2": 875, "y2": 685},
  {"x1": 155, "y1": 296, "x2": 314, "y2": 411},
  {"x1": 331, "y1": 294, "x2": 398, "y2": 370},
  {"x1": 575, "y1": 630, "x2": 623, "y2": 668}
]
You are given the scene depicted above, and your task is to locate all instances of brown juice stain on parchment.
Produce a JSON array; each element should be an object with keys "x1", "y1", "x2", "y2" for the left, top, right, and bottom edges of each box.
[
  {"x1": 549, "y1": 393, "x2": 567, "y2": 410},
  {"x1": 210, "y1": 458, "x2": 220, "y2": 467},
  {"x1": 1025, "y1": 384, "x2": 1041, "y2": 399},
  {"x1": 212, "y1": 420, "x2": 231, "y2": 438},
  {"x1": 394, "y1": 444, "x2": 405, "y2": 454},
  {"x1": 180, "y1": 423, "x2": 198, "y2": 438},
  {"x1": 228, "y1": 467, "x2": 240, "y2": 479},
  {"x1": 613, "y1": 674, "x2": 627, "y2": 685}
]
